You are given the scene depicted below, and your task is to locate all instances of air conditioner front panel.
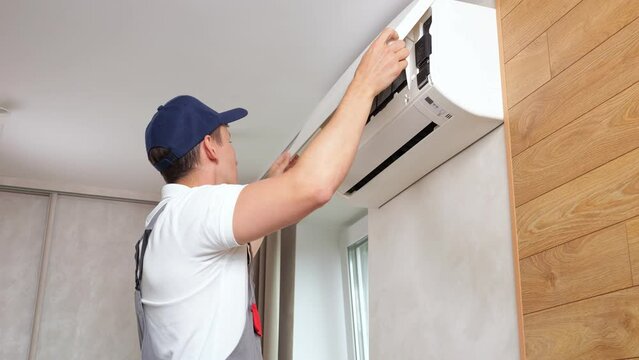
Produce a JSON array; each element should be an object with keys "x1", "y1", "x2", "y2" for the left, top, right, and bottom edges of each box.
[
  {"x1": 342, "y1": 111, "x2": 502, "y2": 208},
  {"x1": 338, "y1": 82, "x2": 467, "y2": 199},
  {"x1": 341, "y1": 104, "x2": 434, "y2": 192}
]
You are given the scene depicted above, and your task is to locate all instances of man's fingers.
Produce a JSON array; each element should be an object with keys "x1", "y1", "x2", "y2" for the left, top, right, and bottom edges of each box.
[
  {"x1": 376, "y1": 28, "x2": 399, "y2": 47},
  {"x1": 387, "y1": 40, "x2": 406, "y2": 53},
  {"x1": 396, "y1": 47, "x2": 410, "y2": 60},
  {"x1": 267, "y1": 151, "x2": 291, "y2": 178},
  {"x1": 284, "y1": 155, "x2": 299, "y2": 172},
  {"x1": 386, "y1": 28, "x2": 399, "y2": 43},
  {"x1": 398, "y1": 59, "x2": 408, "y2": 71},
  {"x1": 277, "y1": 151, "x2": 290, "y2": 165}
]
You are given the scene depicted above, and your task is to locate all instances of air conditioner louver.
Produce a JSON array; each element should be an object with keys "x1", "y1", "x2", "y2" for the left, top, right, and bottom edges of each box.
[{"x1": 346, "y1": 121, "x2": 437, "y2": 195}]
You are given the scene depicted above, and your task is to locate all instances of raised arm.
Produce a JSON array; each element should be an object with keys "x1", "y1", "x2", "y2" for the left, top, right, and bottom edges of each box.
[{"x1": 233, "y1": 28, "x2": 409, "y2": 244}]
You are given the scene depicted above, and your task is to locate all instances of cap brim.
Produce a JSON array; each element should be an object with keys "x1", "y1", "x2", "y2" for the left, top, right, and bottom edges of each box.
[{"x1": 219, "y1": 107, "x2": 248, "y2": 124}]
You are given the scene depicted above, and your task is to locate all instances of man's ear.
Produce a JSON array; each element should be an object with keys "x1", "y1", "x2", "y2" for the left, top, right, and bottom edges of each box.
[{"x1": 201, "y1": 135, "x2": 219, "y2": 164}]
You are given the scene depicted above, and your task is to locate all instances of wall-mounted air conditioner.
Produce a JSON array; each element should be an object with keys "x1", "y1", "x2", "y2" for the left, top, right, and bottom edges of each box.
[{"x1": 279, "y1": 0, "x2": 503, "y2": 208}]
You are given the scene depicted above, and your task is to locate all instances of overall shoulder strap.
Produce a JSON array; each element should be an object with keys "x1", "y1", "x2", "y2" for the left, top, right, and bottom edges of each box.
[{"x1": 135, "y1": 204, "x2": 167, "y2": 292}]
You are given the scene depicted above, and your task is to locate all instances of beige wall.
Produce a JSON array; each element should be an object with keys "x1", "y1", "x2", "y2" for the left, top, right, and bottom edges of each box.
[
  {"x1": 0, "y1": 191, "x2": 49, "y2": 359},
  {"x1": 293, "y1": 220, "x2": 348, "y2": 360},
  {"x1": 0, "y1": 189, "x2": 154, "y2": 360},
  {"x1": 368, "y1": 127, "x2": 520, "y2": 359}
]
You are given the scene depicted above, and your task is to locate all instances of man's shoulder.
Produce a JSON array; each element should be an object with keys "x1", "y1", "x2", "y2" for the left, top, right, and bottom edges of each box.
[
  {"x1": 167, "y1": 184, "x2": 245, "y2": 204},
  {"x1": 148, "y1": 183, "x2": 247, "y2": 236},
  {"x1": 157, "y1": 184, "x2": 246, "y2": 230}
]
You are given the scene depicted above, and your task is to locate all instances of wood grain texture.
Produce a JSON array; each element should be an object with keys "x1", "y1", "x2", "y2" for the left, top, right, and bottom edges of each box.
[
  {"x1": 501, "y1": 0, "x2": 581, "y2": 61},
  {"x1": 500, "y1": 0, "x2": 524, "y2": 19},
  {"x1": 501, "y1": 1, "x2": 639, "y2": 358},
  {"x1": 626, "y1": 218, "x2": 639, "y2": 285},
  {"x1": 524, "y1": 286, "x2": 639, "y2": 360},
  {"x1": 512, "y1": 83, "x2": 639, "y2": 206},
  {"x1": 505, "y1": 33, "x2": 551, "y2": 107},
  {"x1": 547, "y1": 0, "x2": 639, "y2": 76},
  {"x1": 509, "y1": 18, "x2": 639, "y2": 156},
  {"x1": 520, "y1": 224, "x2": 632, "y2": 314},
  {"x1": 516, "y1": 147, "x2": 639, "y2": 259}
]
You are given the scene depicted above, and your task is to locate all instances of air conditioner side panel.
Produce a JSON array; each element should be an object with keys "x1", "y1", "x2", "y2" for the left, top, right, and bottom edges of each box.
[{"x1": 430, "y1": 0, "x2": 503, "y2": 120}]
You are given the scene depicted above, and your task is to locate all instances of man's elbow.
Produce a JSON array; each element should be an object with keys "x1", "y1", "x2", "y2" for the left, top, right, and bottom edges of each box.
[
  {"x1": 289, "y1": 170, "x2": 335, "y2": 208},
  {"x1": 312, "y1": 186, "x2": 334, "y2": 207}
]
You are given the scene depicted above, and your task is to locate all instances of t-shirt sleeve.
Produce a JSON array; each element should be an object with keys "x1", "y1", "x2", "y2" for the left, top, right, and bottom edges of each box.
[{"x1": 199, "y1": 184, "x2": 247, "y2": 251}]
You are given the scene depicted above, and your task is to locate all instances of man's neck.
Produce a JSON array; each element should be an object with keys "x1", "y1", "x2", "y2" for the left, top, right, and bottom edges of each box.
[{"x1": 177, "y1": 171, "x2": 221, "y2": 188}]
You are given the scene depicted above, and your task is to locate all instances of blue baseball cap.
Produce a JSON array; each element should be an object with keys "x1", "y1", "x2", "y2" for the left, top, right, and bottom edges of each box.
[{"x1": 145, "y1": 95, "x2": 247, "y2": 172}]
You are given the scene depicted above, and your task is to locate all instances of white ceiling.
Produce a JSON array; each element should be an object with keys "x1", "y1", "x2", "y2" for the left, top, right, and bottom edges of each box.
[{"x1": 0, "y1": 0, "x2": 414, "y2": 223}]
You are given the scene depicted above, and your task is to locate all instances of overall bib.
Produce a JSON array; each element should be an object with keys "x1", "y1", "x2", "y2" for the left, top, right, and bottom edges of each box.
[{"x1": 134, "y1": 205, "x2": 263, "y2": 359}]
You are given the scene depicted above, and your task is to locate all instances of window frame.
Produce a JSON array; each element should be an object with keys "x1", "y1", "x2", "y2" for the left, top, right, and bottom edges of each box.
[
  {"x1": 347, "y1": 236, "x2": 369, "y2": 360},
  {"x1": 340, "y1": 215, "x2": 369, "y2": 360}
]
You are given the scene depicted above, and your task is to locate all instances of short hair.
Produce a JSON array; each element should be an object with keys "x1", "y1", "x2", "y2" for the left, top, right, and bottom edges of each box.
[{"x1": 148, "y1": 126, "x2": 225, "y2": 183}]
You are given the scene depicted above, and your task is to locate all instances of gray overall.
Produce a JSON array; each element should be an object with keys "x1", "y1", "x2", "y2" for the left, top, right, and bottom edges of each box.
[{"x1": 134, "y1": 205, "x2": 263, "y2": 359}]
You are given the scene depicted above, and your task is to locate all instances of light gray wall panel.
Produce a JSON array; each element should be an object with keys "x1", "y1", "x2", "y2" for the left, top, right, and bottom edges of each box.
[
  {"x1": 0, "y1": 191, "x2": 49, "y2": 360},
  {"x1": 35, "y1": 195, "x2": 154, "y2": 360},
  {"x1": 369, "y1": 126, "x2": 520, "y2": 359},
  {"x1": 293, "y1": 221, "x2": 348, "y2": 360}
]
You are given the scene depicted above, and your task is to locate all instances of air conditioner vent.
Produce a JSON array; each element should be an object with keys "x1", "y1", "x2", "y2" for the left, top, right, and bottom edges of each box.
[{"x1": 346, "y1": 121, "x2": 438, "y2": 195}]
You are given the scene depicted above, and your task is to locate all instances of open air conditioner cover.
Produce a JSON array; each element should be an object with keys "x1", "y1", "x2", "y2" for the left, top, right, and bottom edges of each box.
[{"x1": 273, "y1": 0, "x2": 503, "y2": 208}]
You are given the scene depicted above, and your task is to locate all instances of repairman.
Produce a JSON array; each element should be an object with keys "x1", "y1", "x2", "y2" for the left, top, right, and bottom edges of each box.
[{"x1": 134, "y1": 28, "x2": 409, "y2": 360}]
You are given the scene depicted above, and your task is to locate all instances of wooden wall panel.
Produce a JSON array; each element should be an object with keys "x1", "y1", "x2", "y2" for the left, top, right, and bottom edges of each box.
[
  {"x1": 509, "y1": 18, "x2": 639, "y2": 156},
  {"x1": 523, "y1": 287, "x2": 639, "y2": 360},
  {"x1": 626, "y1": 218, "x2": 639, "y2": 285},
  {"x1": 498, "y1": 0, "x2": 639, "y2": 356},
  {"x1": 512, "y1": 83, "x2": 639, "y2": 206},
  {"x1": 547, "y1": 0, "x2": 639, "y2": 76},
  {"x1": 517, "y1": 147, "x2": 639, "y2": 258},
  {"x1": 520, "y1": 224, "x2": 632, "y2": 314},
  {"x1": 505, "y1": 33, "x2": 551, "y2": 107},
  {"x1": 501, "y1": 0, "x2": 581, "y2": 61},
  {"x1": 499, "y1": 0, "x2": 523, "y2": 19}
]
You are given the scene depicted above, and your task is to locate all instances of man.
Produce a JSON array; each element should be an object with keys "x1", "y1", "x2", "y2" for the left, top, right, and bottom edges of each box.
[{"x1": 135, "y1": 28, "x2": 409, "y2": 359}]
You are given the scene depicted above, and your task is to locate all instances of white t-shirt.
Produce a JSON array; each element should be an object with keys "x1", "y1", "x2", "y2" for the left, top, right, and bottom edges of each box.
[{"x1": 140, "y1": 183, "x2": 248, "y2": 360}]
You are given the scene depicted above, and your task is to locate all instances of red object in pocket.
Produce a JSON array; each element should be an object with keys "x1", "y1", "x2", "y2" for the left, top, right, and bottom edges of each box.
[{"x1": 251, "y1": 303, "x2": 262, "y2": 337}]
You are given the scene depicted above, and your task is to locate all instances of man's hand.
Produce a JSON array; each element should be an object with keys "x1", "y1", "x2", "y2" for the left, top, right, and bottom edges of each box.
[
  {"x1": 266, "y1": 151, "x2": 298, "y2": 179},
  {"x1": 351, "y1": 28, "x2": 410, "y2": 99}
]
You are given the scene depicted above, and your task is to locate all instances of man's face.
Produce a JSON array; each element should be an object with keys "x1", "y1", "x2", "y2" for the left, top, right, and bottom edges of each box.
[{"x1": 218, "y1": 126, "x2": 238, "y2": 184}]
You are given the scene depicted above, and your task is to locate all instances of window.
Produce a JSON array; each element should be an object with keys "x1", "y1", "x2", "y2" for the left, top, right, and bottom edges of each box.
[{"x1": 347, "y1": 237, "x2": 369, "y2": 360}]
